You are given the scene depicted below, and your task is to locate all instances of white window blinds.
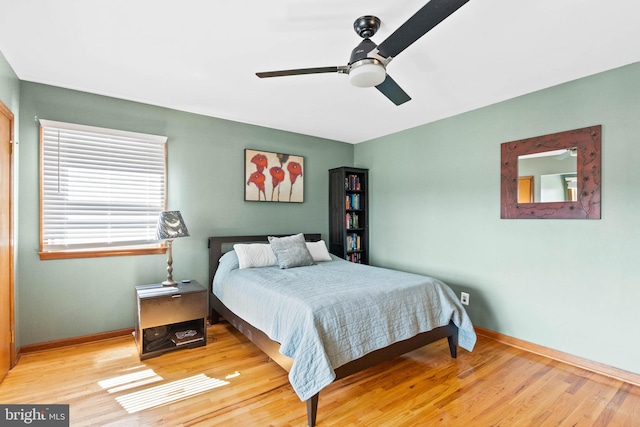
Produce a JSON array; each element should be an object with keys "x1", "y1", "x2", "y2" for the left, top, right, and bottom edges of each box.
[{"x1": 40, "y1": 120, "x2": 167, "y2": 253}]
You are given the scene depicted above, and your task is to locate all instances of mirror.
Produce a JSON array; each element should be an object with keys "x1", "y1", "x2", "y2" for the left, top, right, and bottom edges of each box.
[
  {"x1": 501, "y1": 125, "x2": 601, "y2": 219},
  {"x1": 518, "y1": 148, "x2": 577, "y2": 202}
]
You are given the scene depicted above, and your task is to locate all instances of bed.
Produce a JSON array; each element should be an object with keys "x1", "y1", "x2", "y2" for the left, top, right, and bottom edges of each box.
[{"x1": 208, "y1": 233, "x2": 476, "y2": 426}]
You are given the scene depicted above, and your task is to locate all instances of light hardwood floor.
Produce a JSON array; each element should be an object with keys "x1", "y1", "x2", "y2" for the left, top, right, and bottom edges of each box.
[{"x1": 1, "y1": 323, "x2": 638, "y2": 426}]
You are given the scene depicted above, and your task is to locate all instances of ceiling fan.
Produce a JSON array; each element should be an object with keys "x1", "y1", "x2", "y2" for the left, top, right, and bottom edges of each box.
[{"x1": 256, "y1": 0, "x2": 470, "y2": 106}]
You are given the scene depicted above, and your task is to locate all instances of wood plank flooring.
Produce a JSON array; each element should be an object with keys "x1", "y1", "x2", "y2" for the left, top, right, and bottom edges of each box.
[{"x1": 1, "y1": 323, "x2": 638, "y2": 426}]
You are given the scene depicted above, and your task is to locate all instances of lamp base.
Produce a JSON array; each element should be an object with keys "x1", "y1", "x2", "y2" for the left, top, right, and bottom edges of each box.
[{"x1": 162, "y1": 239, "x2": 177, "y2": 286}]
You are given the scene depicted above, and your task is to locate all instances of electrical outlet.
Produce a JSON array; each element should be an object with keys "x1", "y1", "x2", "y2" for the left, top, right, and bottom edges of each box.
[{"x1": 460, "y1": 292, "x2": 470, "y2": 306}]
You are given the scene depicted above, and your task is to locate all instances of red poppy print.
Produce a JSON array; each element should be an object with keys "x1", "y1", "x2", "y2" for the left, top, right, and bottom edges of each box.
[
  {"x1": 270, "y1": 166, "x2": 285, "y2": 201},
  {"x1": 287, "y1": 161, "x2": 303, "y2": 202},
  {"x1": 247, "y1": 171, "x2": 266, "y2": 201},
  {"x1": 251, "y1": 153, "x2": 268, "y2": 172},
  {"x1": 245, "y1": 149, "x2": 304, "y2": 203}
]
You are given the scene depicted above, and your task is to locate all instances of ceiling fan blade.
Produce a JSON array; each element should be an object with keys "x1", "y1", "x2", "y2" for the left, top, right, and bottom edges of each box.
[
  {"x1": 256, "y1": 66, "x2": 343, "y2": 78},
  {"x1": 375, "y1": 75, "x2": 411, "y2": 105},
  {"x1": 377, "y1": 0, "x2": 470, "y2": 59}
]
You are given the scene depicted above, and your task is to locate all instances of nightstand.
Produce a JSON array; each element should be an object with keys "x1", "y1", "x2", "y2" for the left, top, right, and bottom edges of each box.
[{"x1": 134, "y1": 280, "x2": 208, "y2": 360}]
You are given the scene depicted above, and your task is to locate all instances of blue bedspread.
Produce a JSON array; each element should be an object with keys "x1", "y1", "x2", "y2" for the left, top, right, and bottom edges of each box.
[{"x1": 213, "y1": 252, "x2": 476, "y2": 401}]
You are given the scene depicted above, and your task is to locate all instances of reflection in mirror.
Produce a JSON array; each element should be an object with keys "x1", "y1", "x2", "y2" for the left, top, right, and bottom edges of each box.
[{"x1": 518, "y1": 148, "x2": 577, "y2": 202}]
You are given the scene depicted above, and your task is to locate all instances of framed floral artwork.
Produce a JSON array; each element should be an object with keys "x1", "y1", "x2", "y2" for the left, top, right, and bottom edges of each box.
[{"x1": 245, "y1": 149, "x2": 304, "y2": 203}]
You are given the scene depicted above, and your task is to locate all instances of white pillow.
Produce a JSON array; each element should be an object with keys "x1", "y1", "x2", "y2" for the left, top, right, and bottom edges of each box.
[
  {"x1": 233, "y1": 243, "x2": 277, "y2": 269},
  {"x1": 306, "y1": 240, "x2": 332, "y2": 262}
]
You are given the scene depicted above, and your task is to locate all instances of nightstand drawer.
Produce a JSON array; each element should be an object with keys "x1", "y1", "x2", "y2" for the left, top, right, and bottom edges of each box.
[{"x1": 139, "y1": 292, "x2": 207, "y2": 329}]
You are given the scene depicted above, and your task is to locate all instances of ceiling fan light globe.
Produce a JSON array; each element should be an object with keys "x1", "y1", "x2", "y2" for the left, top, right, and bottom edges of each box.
[{"x1": 349, "y1": 62, "x2": 386, "y2": 87}]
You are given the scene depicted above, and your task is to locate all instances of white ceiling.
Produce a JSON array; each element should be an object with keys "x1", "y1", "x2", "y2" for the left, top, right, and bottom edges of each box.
[{"x1": 1, "y1": 0, "x2": 639, "y2": 144}]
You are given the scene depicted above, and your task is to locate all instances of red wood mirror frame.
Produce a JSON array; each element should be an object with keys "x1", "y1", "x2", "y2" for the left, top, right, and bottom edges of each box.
[{"x1": 501, "y1": 125, "x2": 601, "y2": 219}]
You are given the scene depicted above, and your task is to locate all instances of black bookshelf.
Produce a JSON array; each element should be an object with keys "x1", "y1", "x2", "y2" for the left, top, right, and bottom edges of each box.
[{"x1": 329, "y1": 167, "x2": 369, "y2": 264}]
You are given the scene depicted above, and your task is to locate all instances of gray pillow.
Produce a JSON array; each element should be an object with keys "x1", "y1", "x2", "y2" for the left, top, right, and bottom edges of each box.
[{"x1": 268, "y1": 233, "x2": 316, "y2": 269}]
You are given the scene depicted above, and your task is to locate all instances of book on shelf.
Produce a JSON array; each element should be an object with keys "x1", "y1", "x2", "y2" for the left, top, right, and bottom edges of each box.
[
  {"x1": 346, "y1": 233, "x2": 361, "y2": 251},
  {"x1": 346, "y1": 213, "x2": 359, "y2": 229},
  {"x1": 347, "y1": 252, "x2": 363, "y2": 263},
  {"x1": 344, "y1": 174, "x2": 362, "y2": 191},
  {"x1": 346, "y1": 193, "x2": 361, "y2": 210}
]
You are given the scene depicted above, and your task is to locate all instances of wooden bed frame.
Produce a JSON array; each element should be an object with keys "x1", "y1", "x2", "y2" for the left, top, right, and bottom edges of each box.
[{"x1": 208, "y1": 234, "x2": 459, "y2": 427}]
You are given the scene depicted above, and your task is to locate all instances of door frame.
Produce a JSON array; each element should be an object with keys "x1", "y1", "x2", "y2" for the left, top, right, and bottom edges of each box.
[{"x1": 0, "y1": 99, "x2": 16, "y2": 374}]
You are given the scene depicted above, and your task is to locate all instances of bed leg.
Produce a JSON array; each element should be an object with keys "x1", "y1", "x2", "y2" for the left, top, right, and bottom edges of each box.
[
  {"x1": 447, "y1": 334, "x2": 458, "y2": 359},
  {"x1": 210, "y1": 309, "x2": 220, "y2": 325},
  {"x1": 306, "y1": 394, "x2": 319, "y2": 427}
]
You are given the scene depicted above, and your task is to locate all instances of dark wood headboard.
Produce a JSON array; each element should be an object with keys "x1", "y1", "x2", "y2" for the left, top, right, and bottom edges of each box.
[{"x1": 207, "y1": 233, "x2": 322, "y2": 292}]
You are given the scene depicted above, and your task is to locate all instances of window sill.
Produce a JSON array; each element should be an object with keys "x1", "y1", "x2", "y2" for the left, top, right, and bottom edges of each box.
[{"x1": 39, "y1": 246, "x2": 166, "y2": 260}]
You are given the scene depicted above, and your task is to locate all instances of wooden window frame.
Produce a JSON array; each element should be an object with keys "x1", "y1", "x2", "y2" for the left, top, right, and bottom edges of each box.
[{"x1": 38, "y1": 120, "x2": 168, "y2": 260}]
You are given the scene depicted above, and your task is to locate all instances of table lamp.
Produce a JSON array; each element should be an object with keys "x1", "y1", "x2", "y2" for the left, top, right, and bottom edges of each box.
[{"x1": 155, "y1": 211, "x2": 190, "y2": 286}]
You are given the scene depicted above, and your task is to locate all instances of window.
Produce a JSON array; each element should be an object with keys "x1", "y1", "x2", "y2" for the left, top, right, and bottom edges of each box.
[{"x1": 39, "y1": 120, "x2": 167, "y2": 260}]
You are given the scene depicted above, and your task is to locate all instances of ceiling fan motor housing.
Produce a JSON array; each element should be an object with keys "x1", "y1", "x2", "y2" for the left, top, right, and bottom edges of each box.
[
  {"x1": 348, "y1": 38, "x2": 386, "y2": 87},
  {"x1": 349, "y1": 38, "x2": 379, "y2": 63}
]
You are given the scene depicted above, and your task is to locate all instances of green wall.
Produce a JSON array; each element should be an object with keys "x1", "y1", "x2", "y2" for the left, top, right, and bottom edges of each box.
[
  {"x1": 0, "y1": 51, "x2": 19, "y2": 114},
  {"x1": 16, "y1": 82, "x2": 353, "y2": 346},
  {"x1": 355, "y1": 62, "x2": 640, "y2": 375}
]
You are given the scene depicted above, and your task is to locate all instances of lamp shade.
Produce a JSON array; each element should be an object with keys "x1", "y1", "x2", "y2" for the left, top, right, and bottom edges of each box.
[{"x1": 155, "y1": 211, "x2": 190, "y2": 240}]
